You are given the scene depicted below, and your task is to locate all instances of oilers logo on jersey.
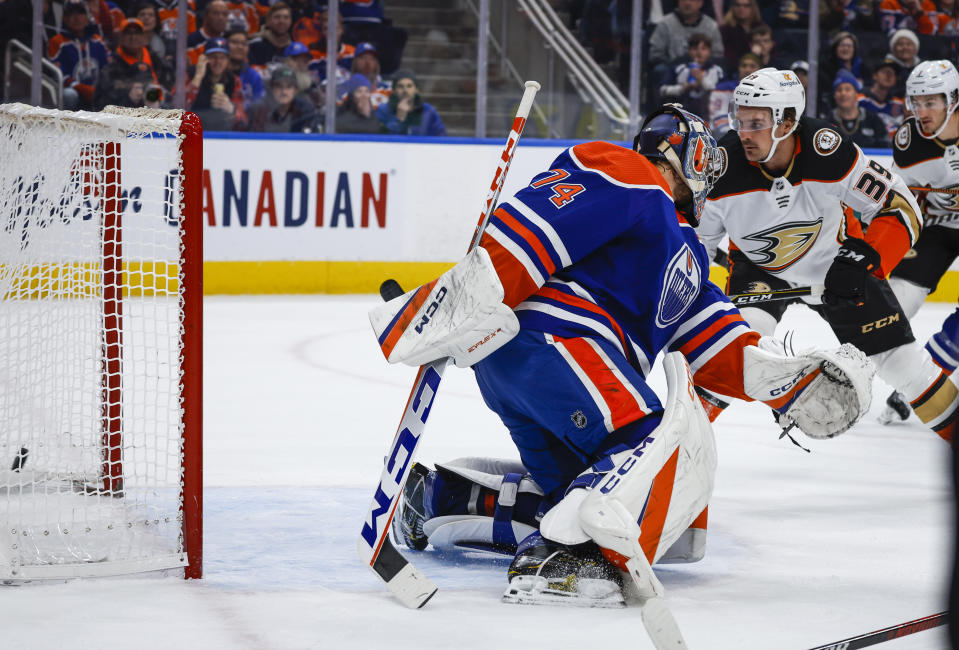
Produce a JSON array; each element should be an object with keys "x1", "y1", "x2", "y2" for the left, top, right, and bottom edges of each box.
[{"x1": 657, "y1": 245, "x2": 701, "y2": 328}]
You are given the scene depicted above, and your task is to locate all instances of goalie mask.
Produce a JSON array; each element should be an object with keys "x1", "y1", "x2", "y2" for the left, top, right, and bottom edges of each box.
[
  {"x1": 634, "y1": 104, "x2": 721, "y2": 226},
  {"x1": 905, "y1": 60, "x2": 959, "y2": 139}
]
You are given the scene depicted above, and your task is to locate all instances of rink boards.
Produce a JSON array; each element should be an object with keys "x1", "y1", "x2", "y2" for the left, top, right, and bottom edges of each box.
[{"x1": 125, "y1": 133, "x2": 958, "y2": 301}]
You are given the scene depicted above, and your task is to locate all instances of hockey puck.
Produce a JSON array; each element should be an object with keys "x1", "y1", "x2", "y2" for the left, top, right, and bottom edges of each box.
[
  {"x1": 10, "y1": 447, "x2": 28, "y2": 472},
  {"x1": 379, "y1": 279, "x2": 405, "y2": 302}
]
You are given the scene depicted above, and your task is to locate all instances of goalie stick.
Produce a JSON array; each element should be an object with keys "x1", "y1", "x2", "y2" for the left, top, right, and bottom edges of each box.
[
  {"x1": 728, "y1": 285, "x2": 823, "y2": 306},
  {"x1": 358, "y1": 80, "x2": 541, "y2": 609},
  {"x1": 807, "y1": 611, "x2": 947, "y2": 650}
]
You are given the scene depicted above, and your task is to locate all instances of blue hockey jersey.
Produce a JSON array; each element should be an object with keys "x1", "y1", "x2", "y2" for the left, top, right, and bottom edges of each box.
[{"x1": 479, "y1": 141, "x2": 760, "y2": 402}]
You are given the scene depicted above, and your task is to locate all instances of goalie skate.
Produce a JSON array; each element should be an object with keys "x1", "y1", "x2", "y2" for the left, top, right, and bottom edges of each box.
[
  {"x1": 390, "y1": 463, "x2": 430, "y2": 551},
  {"x1": 502, "y1": 538, "x2": 625, "y2": 608},
  {"x1": 878, "y1": 390, "x2": 911, "y2": 425}
]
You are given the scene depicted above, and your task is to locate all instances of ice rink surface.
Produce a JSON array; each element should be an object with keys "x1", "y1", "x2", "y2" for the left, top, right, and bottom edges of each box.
[{"x1": 7, "y1": 295, "x2": 955, "y2": 650}]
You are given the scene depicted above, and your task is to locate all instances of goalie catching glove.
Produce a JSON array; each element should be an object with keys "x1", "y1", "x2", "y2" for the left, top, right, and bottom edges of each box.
[
  {"x1": 743, "y1": 338, "x2": 875, "y2": 439},
  {"x1": 369, "y1": 247, "x2": 520, "y2": 368}
]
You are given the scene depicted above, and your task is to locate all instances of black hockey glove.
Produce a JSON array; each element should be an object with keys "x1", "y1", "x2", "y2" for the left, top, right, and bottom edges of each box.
[{"x1": 822, "y1": 237, "x2": 881, "y2": 307}]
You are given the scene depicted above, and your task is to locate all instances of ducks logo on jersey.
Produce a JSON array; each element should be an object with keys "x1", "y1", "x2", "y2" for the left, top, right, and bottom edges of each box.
[{"x1": 742, "y1": 219, "x2": 823, "y2": 272}]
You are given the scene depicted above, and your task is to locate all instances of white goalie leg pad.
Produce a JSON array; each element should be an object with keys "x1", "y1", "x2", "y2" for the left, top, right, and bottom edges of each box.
[
  {"x1": 888, "y1": 277, "x2": 930, "y2": 320},
  {"x1": 577, "y1": 352, "x2": 717, "y2": 568},
  {"x1": 369, "y1": 247, "x2": 520, "y2": 368},
  {"x1": 743, "y1": 337, "x2": 874, "y2": 439}
]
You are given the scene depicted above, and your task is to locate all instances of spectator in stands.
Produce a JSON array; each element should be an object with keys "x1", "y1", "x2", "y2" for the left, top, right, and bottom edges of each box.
[
  {"x1": 884, "y1": 28, "x2": 921, "y2": 94},
  {"x1": 248, "y1": 1, "x2": 292, "y2": 66},
  {"x1": 94, "y1": 18, "x2": 159, "y2": 108},
  {"x1": 934, "y1": 0, "x2": 959, "y2": 34},
  {"x1": 283, "y1": 41, "x2": 315, "y2": 89},
  {"x1": 336, "y1": 73, "x2": 381, "y2": 133},
  {"x1": 777, "y1": 0, "x2": 809, "y2": 27},
  {"x1": 879, "y1": 0, "x2": 937, "y2": 34},
  {"x1": 339, "y1": 0, "x2": 406, "y2": 74},
  {"x1": 132, "y1": 1, "x2": 175, "y2": 89},
  {"x1": 307, "y1": 7, "x2": 355, "y2": 85},
  {"x1": 649, "y1": 0, "x2": 724, "y2": 62},
  {"x1": 748, "y1": 24, "x2": 779, "y2": 68},
  {"x1": 188, "y1": 0, "x2": 230, "y2": 63},
  {"x1": 375, "y1": 70, "x2": 446, "y2": 136},
  {"x1": 225, "y1": 0, "x2": 260, "y2": 37},
  {"x1": 84, "y1": 0, "x2": 115, "y2": 44},
  {"x1": 226, "y1": 27, "x2": 265, "y2": 109},
  {"x1": 186, "y1": 37, "x2": 248, "y2": 131},
  {"x1": 248, "y1": 65, "x2": 319, "y2": 132},
  {"x1": 155, "y1": 0, "x2": 197, "y2": 52},
  {"x1": 828, "y1": 71, "x2": 891, "y2": 148},
  {"x1": 282, "y1": 40, "x2": 324, "y2": 106},
  {"x1": 720, "y1": 0, "x2": 765, "y2": 67},
  {"x1": 817, "y1": 31, "x2": 863, "y2": 114},
  {"x1": 134, "y1": 1, "x2": 166, "y2": 60},
  {"x1": 49, "y1": 0, "x2": 110, "y2": 110},
  {"x1": 708, "y1": 51, "x2": 761, "y2": 137},
  {"x1": 860, "y1": 59, "x2": 906, "y2": 135},
  {"x1": 348, "y1": 41, "x2": 391, "y2": 108},
  {"x1": 659, "y1": 33, "x2": 723, "y2": 117}
]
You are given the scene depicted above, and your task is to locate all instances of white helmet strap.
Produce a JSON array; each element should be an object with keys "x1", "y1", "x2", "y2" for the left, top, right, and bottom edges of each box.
[{"x1": 760, "y1": 119, "x2": 798, "y2": 163}]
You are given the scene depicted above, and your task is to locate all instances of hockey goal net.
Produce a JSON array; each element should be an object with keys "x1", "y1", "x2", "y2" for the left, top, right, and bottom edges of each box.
[{"x1": 0, "y1": 104, "x2": 202, "y2": 581}]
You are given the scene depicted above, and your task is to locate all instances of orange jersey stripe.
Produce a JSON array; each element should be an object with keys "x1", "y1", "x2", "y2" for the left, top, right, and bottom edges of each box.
[
  {"x1": 479, "y1": 235, "x2": 539, "y2": 308},
  {"x1": 538, "y1": 287, "x2": 629, "y2": 354},
  {"x1": 692, "y1": 330, "x2": 760, "y2": 402},
  {"x1": 556, "y1": 337, "x2": 647, "y2": 430},
  {"x1": 493, "y1": 207, "x2": 556, "y2": 278},
  {"x1": 678, "y1": 312, "x2": 746, "y2": 358},
  {"x1": 379, "y1": 280, "x2": 437, "y2": 360},
  {"x1": 638, "y1": 446, "x2": 681, "y2": 563}
]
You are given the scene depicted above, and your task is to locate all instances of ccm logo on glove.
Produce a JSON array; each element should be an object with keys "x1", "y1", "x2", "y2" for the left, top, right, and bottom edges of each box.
[{"x1": 415, "y1": 286, "x2": 448, "y2": 334}]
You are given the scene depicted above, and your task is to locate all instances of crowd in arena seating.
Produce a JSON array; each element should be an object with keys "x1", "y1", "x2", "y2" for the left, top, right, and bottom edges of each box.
[
  {"x1": 5, "y1": 0, "x2": 447, "y2": 135},
  {"x1": 570, "y1": 0, "x2": 959, "y2": 145}
]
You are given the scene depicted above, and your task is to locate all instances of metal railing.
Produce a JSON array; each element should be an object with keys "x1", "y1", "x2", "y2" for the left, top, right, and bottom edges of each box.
[
  {"x1": 518, "y1": 0, "x2": 629, "y2": 131},
  {"x1": 4, "y1": 39, "x2": 63, "y2": 108}
]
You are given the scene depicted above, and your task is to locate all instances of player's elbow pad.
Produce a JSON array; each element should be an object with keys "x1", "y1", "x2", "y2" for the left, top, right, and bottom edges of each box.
[{"x1": 369, "y1": 247, "x2": 520, "y2": 368}]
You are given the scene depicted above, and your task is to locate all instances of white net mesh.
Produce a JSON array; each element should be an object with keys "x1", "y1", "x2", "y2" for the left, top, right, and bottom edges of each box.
[{"x1": 0, "y1": 104, "x2": 191, "y2": 580}]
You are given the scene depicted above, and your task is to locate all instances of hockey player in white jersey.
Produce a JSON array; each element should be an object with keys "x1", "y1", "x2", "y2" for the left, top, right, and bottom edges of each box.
[
  {"x1": 878, "y1": 61, "x2": 959, "y2": 425},
  {"x1": 370, "y1": 105, "x2": 874, "y2": 626},
  {"x1": 697, "y1": 67, "x2": 958, "y2": 443}
]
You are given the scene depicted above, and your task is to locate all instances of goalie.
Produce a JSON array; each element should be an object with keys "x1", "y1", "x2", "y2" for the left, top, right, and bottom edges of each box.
[{"x1": 369, "y1": 106, "x2": 874, "y2": 609}]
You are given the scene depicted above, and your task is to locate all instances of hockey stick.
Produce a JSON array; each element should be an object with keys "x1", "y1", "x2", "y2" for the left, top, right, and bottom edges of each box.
[
  {"x1": 728, "y1": 285, "x2": 823, "y2": 307},
  {"x1": 807, "y1": 611, "x2": 948, "y2": 650},
  {"x1": 909, "y1": 185, "x2": 959, "y2": 195},
  {"x1": 358, "y1": 81, "x2": 541, "y2": 608}
]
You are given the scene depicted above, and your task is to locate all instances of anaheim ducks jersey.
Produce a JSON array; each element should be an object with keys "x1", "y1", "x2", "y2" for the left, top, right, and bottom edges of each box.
[
  {"x1": 892, "y1": 116, "x2": 959, "y2": 228},
  {"x1": 699, "y1": 117, "x2": 922, "y2": 287}
]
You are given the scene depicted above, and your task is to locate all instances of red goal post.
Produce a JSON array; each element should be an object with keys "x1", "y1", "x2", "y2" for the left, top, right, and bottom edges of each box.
[{"x1": 0, "y1": 104, "x2": 202, "y2": 581}]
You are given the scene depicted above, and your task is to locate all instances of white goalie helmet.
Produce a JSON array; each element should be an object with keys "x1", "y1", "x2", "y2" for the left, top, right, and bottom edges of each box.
[
  {"x1": 729, "y1": 67, "x2": 806, "y2": 163},
  {"x1": 905, "y1": 60, "x2": 959, "y2": 139}
]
